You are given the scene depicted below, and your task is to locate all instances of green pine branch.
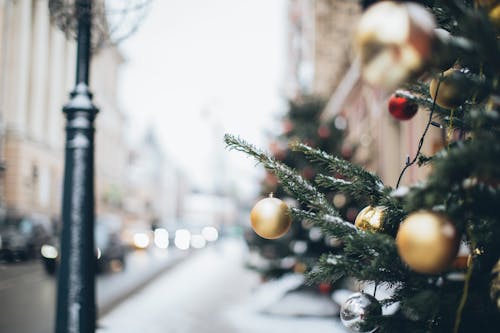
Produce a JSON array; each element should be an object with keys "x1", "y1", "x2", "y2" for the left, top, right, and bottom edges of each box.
[
  {"x1": 290, "y1": 207, "x2": 356, "y2": 238},
  {"x1": 224, "y1": 134, "x2": 337, "y2": 216},
  {"x1": 290, "y1": 142, "x2": 386, "y2": 199}
]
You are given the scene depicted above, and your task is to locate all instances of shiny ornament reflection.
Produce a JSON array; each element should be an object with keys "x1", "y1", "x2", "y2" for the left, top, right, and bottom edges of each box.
[
  {"x1": 429, "y1": 68, "x2": 471, "y2": 109},
  {"x1": 396, "y1": 211, "x2": 459, "y2": 274},
  {"x1": 355, "y1": 1, "x2": 435, "y2": 89},
  {"x1": 355, "y1": 206, "x2": 386, "y2": 232},
  {"x1": 250, "y1": 194, "x2": 292, "y2": 239},
  {"x1": 388, "y1": 95, "x2": 418, "y2": 120},
  {"x1": 340, "y1": 292, "x2": 382, "y2": 333}
]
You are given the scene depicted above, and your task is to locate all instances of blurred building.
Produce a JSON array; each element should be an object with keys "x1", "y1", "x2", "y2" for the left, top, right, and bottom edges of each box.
[
  {"x1": 286, "y1": 0, "x2": 359, "y2": 99},
  {"x1": 0, "y1": 0, "x2": 128, "y2": 222},
  {"x1": 286, "y1": 0, "x2": 442, "y2": 186},
  {"x1": 0, "y1": 0, "x2": 72, "y2": 219},
  {"x1": 285, "y1": 0, "x2": 315, "y2": 97},
  {"x1": 93, "y1": 47, "x2": 128, "y2": 219},
  {"x1": 124, "y1": 129, "x2": 187, "y2": 232},
  {"x1": 181, "y1": 192, "x2": 236, "y2": 231}
]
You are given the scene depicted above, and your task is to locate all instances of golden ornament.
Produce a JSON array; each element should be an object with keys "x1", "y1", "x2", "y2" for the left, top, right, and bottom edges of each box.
[
  {"x1": 250, "y1": 194, "x2": 292, "y2": 239},
  {"x1": 355, "y1": 1, "x2": 435, "y2": 89},
  {"x1": 354, "y1": 206, "x2": 386, "y2": 232},
  {"x1": 491, "y1": 259, "x2": 500, "y2": 311},
  {"x1": 489, "y1": 5, "x2": 500, "y2": 28},
  {"x1": 429, "y1": 68, "x2": 471, "y2": 109},
  {"x1": 293, "y1": 262, "x2": 307, "y2": 274},
  {"x1": 396, "y1": 211, "x2": 459, "y2": 274}
]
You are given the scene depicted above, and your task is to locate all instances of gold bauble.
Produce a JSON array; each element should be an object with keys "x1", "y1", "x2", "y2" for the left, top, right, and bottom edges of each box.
[
  {"x1": 491, "y1": 259, "x2": 500, "y2": 311},
  {"x1": 250, "y1": 194, "x2": 292, "y2": 239},
  {"x1": 355, "y1": 1, "x2": 435, "y2": 89},
  {"x1": 429, "y1": 68, "x2": 471, "y2": 109},
  {"x1": 293, "y1": 262, "x2": 307, "y2": 274},
  {"x1": 354, "y1": 206, "x2": 386, "y2": 232},
  {"x1": 489, "y1": 5, "x2": 500, "y2": 28},
  {"x1": 396, "y1": 211, "x2": 460, "y2": 274}
]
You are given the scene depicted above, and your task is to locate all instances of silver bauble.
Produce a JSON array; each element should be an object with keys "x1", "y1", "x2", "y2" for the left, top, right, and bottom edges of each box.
[{"x1": 340, "y1": 292, "x2": 382, "y2": 333}]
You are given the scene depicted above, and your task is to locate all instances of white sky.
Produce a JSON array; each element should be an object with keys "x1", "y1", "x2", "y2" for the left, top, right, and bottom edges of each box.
[{"x1": 119, "y1": 0, "x2": 287, "y2": 199}]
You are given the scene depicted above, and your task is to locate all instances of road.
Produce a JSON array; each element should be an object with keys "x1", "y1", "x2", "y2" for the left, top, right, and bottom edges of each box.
[
  {"x1": 0, "y1": 248, "x2": 185, "y2": 333},
  {"x1": 98, "y1": 239, "x2": 348, "y2": 333}
]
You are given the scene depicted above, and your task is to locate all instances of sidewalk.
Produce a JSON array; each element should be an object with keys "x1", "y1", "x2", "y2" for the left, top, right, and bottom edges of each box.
[
  {"x1": 97, "y1": 239, "x2": 348, "y2": 333},
  {"x1": 98, "y1": 248, "x2": 187, "y2": 315}
]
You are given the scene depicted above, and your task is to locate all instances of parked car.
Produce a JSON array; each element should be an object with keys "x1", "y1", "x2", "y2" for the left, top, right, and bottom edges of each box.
[
  {"x1": 41, "y1": 222, "x2": 126, "y2": 275},
  {"x1": 0, "y1": 215, "x2": 51, "y2": 262}
]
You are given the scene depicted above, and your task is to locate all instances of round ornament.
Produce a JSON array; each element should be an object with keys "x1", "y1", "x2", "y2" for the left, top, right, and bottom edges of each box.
[
  {"x1": 355, "y1": 206, "x2": 386, "y2": 232},
  {"x1": 340, "y1": 292, "x2": 382, "y2": 333},
  {"x1": 317, "y1": 125, "x2": 331, "y2": 138},
  {"x1": 429, "y1": 68, "x2": 471, "y2": 109},
  {"x1": 318, "y1": 282, "x2": 332, "y2": 295},
  {"x1": 396, "y1": 211, "x2": 460, "y2": 274},
  {"x1": 388, "y1": 95, "x2": 418, "y2": 120},
  {"x1": 293, "y1": 262, "x2": 307, "y2": 274},
  {"x1": 250, "y1": 194, "x2": 292, "y2": 239},
  {"x1": 355, "y1": 1, "x2": 435, "y2": 89},
  {"x1": 491, "y1": 259, "x2": 500, "y2": 311},
  {"x1": 489, "y1": 5, "x2": 500, "y2": 29}
]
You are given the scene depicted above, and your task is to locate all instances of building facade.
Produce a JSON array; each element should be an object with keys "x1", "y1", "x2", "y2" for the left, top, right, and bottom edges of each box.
[
  {"x1": 0, "y1": 0, "x2": 128, "y2": 222},
  {"x1": 286, "y1": 0, "x2": 360, "y2": 99},
  {"x1": 124, "y1": 129, "x2": 188, "y2": 234},
  {"x1": 286, "y1": 0, "x2": 443, "y2": 186}
]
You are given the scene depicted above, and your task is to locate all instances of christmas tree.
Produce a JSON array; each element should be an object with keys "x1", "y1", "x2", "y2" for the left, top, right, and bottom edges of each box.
[
  {"x1": 244, "y1": 97, "x2": 359, "y2": 283},
  {"x1": 226, "y1": 1, "x2": 500, "y2": 332}
]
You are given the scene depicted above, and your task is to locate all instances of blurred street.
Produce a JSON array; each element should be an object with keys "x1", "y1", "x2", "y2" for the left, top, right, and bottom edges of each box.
[
  {"x1": 98, "y1": 239, "x2": 348, "y2": 333},
  {"x1": 0, "y1": 248, "x2": 186, "y2": 333}
]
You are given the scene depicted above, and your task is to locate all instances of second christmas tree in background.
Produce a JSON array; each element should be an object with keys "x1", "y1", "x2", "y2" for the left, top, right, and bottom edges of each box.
[{"x1": 244, "y1": 97, "x2": 360, "y2": 291}]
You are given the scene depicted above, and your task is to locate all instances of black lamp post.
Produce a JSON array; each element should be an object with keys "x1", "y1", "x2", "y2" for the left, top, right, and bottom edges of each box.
[{"x1": 55, "y1": 0, "x2": 98, "y2": 332}]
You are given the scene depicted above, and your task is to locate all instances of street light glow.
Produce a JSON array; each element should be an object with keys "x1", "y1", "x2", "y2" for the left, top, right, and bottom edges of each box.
[
  {"x1": 41, "y1": 245, "x2": 58, "y2": 259},
  {"x1": 190, "y1": 234, "x2": 206, "y2": 249},
  {"x1": 201, "y1": 226, "x2": 219, "y2": 242},
  {"x1": 154, "y1": 228, "x2": 169, "y2": 249},
  {"x1": 174, "y1": 229, "x2": 191, "y2": 250},
  {"x1": 133, "y1": 233, "x2": 150, "y2": 249}
]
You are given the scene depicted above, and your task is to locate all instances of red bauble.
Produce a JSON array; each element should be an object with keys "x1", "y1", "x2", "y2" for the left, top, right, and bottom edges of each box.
[
  {"x1": 317, "y1": 125, "x2": 331, "y2": 138},
  {"x1": 318, "y1": 282, "x2": 332, "y2": 294},
  {"x1": 388, "y1": 95, "x2": 418, "y2": 120}
]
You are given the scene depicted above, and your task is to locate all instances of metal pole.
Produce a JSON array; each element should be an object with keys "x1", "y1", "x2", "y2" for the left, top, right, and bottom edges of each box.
[{"x1": 55, "y1": 0, "x2": 98, "y2": 332}]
